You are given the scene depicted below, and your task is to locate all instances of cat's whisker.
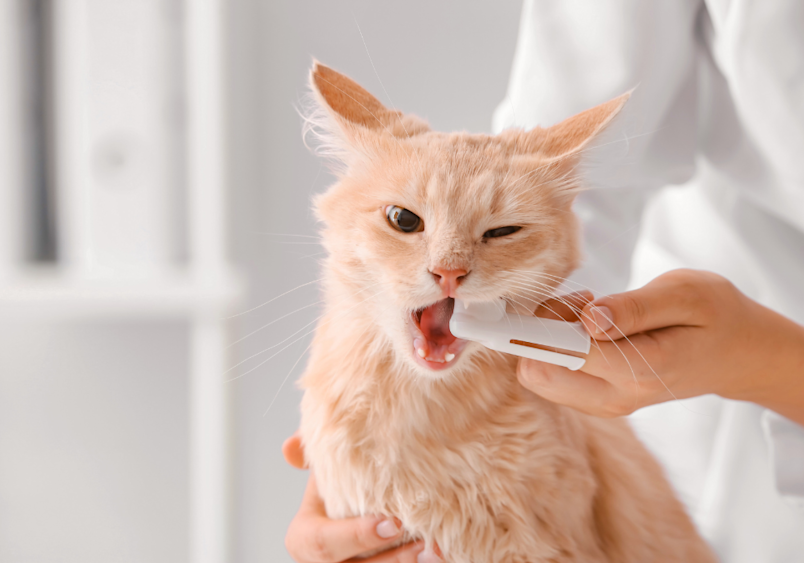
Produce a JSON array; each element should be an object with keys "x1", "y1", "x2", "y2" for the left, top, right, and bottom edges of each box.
[
  {"x1": 262, "y1": 340, "x2": 312, "y2": 417},
  {"x1": 263, "y1": 298, "x2": 399, "y2": 417},
  {"x1": 269, "y1": 241, "x2": 323, "y2": 245},
  {"x1": 505, "y1": 274, "x2": 621, "y2": 351},
  {"x1": 498, "y1": 299, "x2": 514, "y2": 332},
  {"x1": 227, "y1": 300, "x2": 323, "y2": 349},
  {"x1": 598, "y1": 221, "x2": 642, "y2": 249},
  {"x1": 583, "y1": 127, "x2": 665, "y2": 156},
  {"x1": 503, "y1": 283, "x2": 590, "y2": 342},
  {"x1": 500, "y1": 296, "x2": 527, "y2": 331},
  {"x1": 505, "y1": 274, "x2": 619, "y2": 338},
  {"x1": 505, "y1": 294, "x2": 557, "y2": 341},
  {"x1": 500, "y1": 297, "x2": 519, "y2": 337},
  {"x1": 225, "y1": 279, "x2": 383, "y2": 373},
  {"x1": 352, "y1": 15, "x2": 425, "y2": 173},
  {"x1": 226, "y1": 277, "x2": 323, "y2": 319},
  {"x1": 251, "y1": 231, "x2": 322, "y2": 239},
  {"x1": 226, "y1": 287, "x2": 387, "y2": 381},
  {"x1": 509, "y1": 270, "x2": 607, "y2": 298},
  {"x1": 226, "y1": 312, "x2": 326, "y2": 375},
  {"x1": 294, "y1": 251, "x2": 329, "y2": 262}
]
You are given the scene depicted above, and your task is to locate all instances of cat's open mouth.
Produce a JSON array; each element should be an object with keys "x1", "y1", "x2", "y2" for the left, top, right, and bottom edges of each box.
[{"x1": 408, "y1": 297, "x2": 468, "y2": 371}]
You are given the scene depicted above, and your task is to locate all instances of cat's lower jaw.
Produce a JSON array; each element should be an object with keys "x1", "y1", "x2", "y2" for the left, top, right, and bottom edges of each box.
[
  {"x1": 408, "y1": 297, "x2": 468, "y2": 371},
  {"x1": 409, "y1": 329, "x2": 468, "y2": 371}
]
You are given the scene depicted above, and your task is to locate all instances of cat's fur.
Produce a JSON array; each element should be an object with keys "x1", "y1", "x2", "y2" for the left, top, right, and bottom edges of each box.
[{"x1": 297, "y1": 62, "x2": 715, "y2": 562}]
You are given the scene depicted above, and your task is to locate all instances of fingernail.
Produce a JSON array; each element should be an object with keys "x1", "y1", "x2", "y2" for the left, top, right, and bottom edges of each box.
[
  {"x1": 417, "y1": 548, "x2": 443, "y2": 563},
  {"x1": 590, "y1": 306, "x2": 613, "y2": 333},
  {"x1": 376, "y1": 518, "x2": 400, "y2": 538}
]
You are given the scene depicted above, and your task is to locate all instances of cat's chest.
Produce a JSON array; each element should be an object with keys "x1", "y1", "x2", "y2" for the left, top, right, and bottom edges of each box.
[
  {"x1": 312, "y1": 425, "x2": 501, "y2": 521},
  {"x1": 305, "y1": 394, "x2": 554, "y2": 523}
]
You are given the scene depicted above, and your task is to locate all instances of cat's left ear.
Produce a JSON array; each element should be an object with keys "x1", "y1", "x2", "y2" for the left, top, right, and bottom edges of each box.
[
  {"x1": 538, "y1": 91, "x2": 632, "y2": 160},
  {"x1": 306, "y1": 61, "x2": 430, "y2": 164}
]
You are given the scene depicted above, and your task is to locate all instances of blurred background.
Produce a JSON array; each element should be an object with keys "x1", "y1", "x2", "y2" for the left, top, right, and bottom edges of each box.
[{"x1": 0, "y1": 1, "x2": 523, "y2": 561}]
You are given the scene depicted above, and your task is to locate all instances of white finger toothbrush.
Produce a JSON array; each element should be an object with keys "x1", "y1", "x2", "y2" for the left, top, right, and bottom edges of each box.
[{"x1": 449, "y1": 299, "x2": 591, "y2": 370}]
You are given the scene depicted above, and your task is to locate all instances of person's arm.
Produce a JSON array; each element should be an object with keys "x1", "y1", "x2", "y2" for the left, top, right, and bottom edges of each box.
[
  {"x1": 282, "y1": 435, "x2": 439, "y2": 563},
  {"x1": 519, "y1": 269, "x2": 804, "y2": 425}
]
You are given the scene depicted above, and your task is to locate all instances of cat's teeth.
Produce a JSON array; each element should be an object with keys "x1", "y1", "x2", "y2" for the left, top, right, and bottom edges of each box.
[
  {"x1": 417, "y1": 347, "x2": 426, "y2": 358},
  {"x1": 445, "y1": 353, "x2": 455, "y2": 362}
]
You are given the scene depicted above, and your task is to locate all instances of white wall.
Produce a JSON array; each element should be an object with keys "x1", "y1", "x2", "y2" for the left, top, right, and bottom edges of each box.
[{"x1": 227, "y1": 2, "x2": 523, "y2": 561}]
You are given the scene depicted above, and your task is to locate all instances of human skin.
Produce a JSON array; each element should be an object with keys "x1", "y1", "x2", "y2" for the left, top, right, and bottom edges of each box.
[
  {"x1": 519, "y1": 268, "x2": 804, "y2": 426},
  {"x1": 282, "y1": 435, "x2": 439, "y2": 563},
  {"x1": 283, "y1": 268, "x2": 804, "y2": 562}
]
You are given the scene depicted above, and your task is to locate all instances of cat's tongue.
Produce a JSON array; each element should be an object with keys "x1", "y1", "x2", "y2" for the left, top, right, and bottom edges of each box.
[
  {"x1": 413, "y1": 298, "x2": 465, "y2": 367},
  {"x1": 419, "y1": 298, "x2": 455, "y2": 345}
]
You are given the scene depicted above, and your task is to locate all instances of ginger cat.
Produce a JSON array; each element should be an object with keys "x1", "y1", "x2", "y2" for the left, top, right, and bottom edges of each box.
[{"x1": 297, "y1": 62, "x2": 715, "y2": 563}]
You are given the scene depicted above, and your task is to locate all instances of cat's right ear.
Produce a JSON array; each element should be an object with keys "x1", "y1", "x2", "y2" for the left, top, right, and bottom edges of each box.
[{"x1": 304, "y1": 61, "x2": 429, "y2": 166}]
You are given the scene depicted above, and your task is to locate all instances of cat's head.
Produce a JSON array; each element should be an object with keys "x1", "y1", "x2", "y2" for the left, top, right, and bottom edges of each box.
[{"x1": 305, "y1": 62, "x2": 628, "y2": 378}]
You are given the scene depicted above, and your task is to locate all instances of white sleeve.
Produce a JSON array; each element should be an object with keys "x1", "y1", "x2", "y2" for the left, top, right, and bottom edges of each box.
[
  {"x1": 762, "y1": 410, "x2": 804, "y2": 515},
  {"x1": 493, "y1": 0, "x2": 703, "y2": 296}
]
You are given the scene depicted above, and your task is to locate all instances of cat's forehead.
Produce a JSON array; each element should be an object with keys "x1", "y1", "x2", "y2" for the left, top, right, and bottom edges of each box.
[
  {"x1": 415, "y1": 131, "x2": 517, "y2": 163},
  {"x1": 381, "y1": 132, "x2": 546, "y2": 205}
]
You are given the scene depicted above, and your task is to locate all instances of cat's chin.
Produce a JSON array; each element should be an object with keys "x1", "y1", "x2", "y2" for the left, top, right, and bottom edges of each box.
[{"x1": 406, "y1": 297, "x2": 469, "y2": 372}]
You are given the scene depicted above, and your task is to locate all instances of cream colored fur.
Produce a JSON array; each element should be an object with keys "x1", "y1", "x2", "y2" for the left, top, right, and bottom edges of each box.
[{"x1": 298, "y1": 62, "x2": 715, "y2": 562}]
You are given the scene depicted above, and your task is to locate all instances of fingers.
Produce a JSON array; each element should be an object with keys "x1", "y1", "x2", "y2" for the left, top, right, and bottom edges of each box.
[
  {"x1": 284, "y1": 453, "x2": 429, "y2": 563},
  {"x1": 299, "y1": 470, "x2": 326, "y2": 514},
  {"x1": 534, "y1": 290, "x2": 594, "y2": 322},
  {"x1": 518, "y1": 327, "x2": 689, "y2": 415},
  {"x1": 519, "y1": 270, "x2": 738, "y2": 415},
  {"x1": 580, "y1": 273, "x2": 707, "y2": 340},
  {"x1": 352, "y1": 541, "x2": 428, "y2": 563},
  {"x1": 312, "y1": 515, "x2": 405, "y2": 562},
  {"x1": 283, "y1": 433, "x2": 307, "y2": 469},
  {"x1": 517, "y1": 358, "x2": 623, "y2": 416},
  {"x1": 287, "y1": 474, "x2": 407, "y2": 563},
  {"x1": 287, "y1": 511, "x2": 406, "y2": 563}
]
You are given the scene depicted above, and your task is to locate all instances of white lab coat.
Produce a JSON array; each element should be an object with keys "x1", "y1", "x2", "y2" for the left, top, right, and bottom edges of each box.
[{"x1": 493, "y1": 1, "x2": 804, "y2": 561}]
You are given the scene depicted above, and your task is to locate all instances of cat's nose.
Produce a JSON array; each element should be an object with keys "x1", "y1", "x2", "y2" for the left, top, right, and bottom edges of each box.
[{"x1": 430, "y1": 267, "x2": 469, "y2": 297}]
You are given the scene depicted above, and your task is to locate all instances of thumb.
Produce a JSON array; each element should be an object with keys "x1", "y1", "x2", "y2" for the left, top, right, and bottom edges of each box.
[
  {"x1": 580, "y1": 276, "x2": 700, "y2": 341},
  {"x1": 282, "y1": 432, "x2": 307, "y2": 469}
]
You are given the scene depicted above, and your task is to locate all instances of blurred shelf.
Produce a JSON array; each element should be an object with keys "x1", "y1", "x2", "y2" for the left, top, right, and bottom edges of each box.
[{"x1": 0, "y1": 266, "x2": 244, "y2": 319}]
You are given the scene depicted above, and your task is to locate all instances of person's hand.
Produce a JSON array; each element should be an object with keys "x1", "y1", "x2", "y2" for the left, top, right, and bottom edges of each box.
[
  {"x1": 519, "y1": 269, "x2": 804, "y2": 423},
  {"x1": 283, "y1": 435, "x2": 440, "y2": 563}
]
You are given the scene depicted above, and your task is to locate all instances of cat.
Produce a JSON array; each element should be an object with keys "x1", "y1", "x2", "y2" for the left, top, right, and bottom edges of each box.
[{"x1": 296, "y1": 61, "x2": 715, "y2": 563}]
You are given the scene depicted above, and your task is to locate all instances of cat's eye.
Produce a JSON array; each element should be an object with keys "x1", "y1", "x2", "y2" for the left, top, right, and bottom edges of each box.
[
  {"x1": 483, "y1": 226, "x2": 521, "y2": 238},
  {"x1": 386, "y1": 205, "x2": 423, "y2": 233}
]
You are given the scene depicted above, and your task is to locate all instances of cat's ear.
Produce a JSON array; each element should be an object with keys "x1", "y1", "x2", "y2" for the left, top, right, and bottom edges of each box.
[
  {"x1": 306, "y1": 61, "x2": 429, "y2": 162},
  {"x1": 504, "y1": 92, "x2": 632, "y2": 207},
  {"x1": 538, "y1": 91, "x2": 632, "y2": 159}
]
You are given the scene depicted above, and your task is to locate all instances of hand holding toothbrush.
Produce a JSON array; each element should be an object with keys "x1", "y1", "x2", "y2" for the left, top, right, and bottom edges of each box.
[{"x1": 518, "y1": 269, "x2": 804, "y2": 424}]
